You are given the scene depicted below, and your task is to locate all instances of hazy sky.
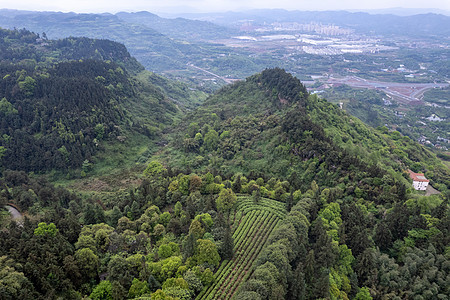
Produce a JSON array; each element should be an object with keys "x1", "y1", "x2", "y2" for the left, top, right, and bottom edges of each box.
[{"x1": 0, "y1": 0, "x2": 449, "y2": 13}]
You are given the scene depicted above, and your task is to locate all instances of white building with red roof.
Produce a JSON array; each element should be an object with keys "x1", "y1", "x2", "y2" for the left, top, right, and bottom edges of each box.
[{"x1": 408, "y1": 170, "x2": 429, "y2": 191}]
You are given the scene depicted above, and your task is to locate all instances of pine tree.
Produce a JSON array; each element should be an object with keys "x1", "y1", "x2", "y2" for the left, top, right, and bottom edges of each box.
[
  {"x1": 182, "y1": 233, "x2": 197, "y2": 261},
  {"x1": 221, "y1": 226, "x2": 234, "y2": 260}
]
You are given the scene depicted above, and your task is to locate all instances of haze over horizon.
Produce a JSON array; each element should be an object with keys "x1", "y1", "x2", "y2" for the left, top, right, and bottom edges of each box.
[{"x1": 0, "y1": 0, "x2": 449, "y2": 15}]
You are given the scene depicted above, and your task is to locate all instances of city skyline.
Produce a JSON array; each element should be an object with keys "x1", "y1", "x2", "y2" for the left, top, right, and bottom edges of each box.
[{"x1": 0, "y1": 0, "x2": 449, "y2": 14}]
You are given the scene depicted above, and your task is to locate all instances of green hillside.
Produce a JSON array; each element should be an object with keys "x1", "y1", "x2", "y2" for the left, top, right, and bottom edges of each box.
[
  {"x1": 161, "y1": 68, "x2": 448, "y2": 197},
  {"x1": 0, "y1": 11, "x2": 225, "y2": 88},
  {"x1": 0, "y1": 28, "x2": 207, "y2": 174},
  {"x1": 0, "y1": 33, "x2": 448, "y2": 300}
]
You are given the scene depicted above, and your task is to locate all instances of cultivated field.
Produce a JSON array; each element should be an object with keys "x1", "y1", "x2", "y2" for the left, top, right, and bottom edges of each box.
[{"x1": 196, "y1": 196, "x2": 286, "y2": 300}]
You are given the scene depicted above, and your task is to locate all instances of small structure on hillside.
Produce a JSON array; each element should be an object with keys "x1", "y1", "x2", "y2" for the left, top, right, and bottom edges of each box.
[{"x1": 408, "y1": 170, "x2": 429, "y2": 190}]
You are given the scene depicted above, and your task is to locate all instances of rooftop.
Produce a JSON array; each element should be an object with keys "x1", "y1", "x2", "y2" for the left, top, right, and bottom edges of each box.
[{"x1": 408, "y1": 170, "x2": 430, "y2": 182}]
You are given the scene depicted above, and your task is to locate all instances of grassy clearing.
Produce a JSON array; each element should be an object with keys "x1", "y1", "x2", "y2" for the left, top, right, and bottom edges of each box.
[{"x1": 51, "y1": 131, "x2": 157, "y2": 191}]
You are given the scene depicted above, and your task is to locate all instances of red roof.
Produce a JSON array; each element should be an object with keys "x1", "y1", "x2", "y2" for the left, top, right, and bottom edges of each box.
[{"x1": 408, "y1": 170, "x2": 429, "y2": 182}]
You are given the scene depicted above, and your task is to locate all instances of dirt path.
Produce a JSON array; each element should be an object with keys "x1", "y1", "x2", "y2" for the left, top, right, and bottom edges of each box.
[{"x1": 425, "y1": 184, "x2": 441, "y2": 196}]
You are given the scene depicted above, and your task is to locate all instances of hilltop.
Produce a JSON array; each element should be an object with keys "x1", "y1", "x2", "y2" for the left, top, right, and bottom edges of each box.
[{"x1": 160, "y1": 68, "x2": 449, "y2": 196}]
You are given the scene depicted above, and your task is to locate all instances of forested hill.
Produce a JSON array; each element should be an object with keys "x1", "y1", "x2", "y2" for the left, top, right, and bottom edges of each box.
[
  {"x1": 158, "y1": 68, "x2": 450, "y2": 299},
  {"x1": 165, "y1": 68, "x2": 449, "y2": 196},
  {"x1": 0, "y1": 61, "x2": 448, "y2": 300},
  {"x1": 0, "y1": 28, "x2": 205, "y2": 173},
  {"x1": 0, "y1": 28, "x2": 143, "y2": 73},
  {"x1": 0, "y1": 10, "x2": 212, "y2": 74}
]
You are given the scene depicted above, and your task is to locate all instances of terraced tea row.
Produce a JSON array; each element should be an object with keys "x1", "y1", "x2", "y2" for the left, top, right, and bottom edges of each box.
[{"x1": 197, "y1": 197, "x2": 286, "y2": 300}]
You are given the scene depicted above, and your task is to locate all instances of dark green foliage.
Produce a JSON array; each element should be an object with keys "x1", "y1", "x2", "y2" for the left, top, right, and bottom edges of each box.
[
  {"x1": 258, "y1": 67, "x2": 308, "y2": 107},
  {"x1": 220, "y1": 226, "x2": 234, "y2": 260},
  {"x1": 0, "y1": 27, "x2": 204, "y2": 174}
]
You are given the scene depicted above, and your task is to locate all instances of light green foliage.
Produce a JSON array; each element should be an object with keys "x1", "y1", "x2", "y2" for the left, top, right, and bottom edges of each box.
[
  {"x1": 189, "y1": 219, "x2": 205, "y2": 239},
  {"x1": 0, "y1": 98, "x2": 17, "y2": 115},
  {"x1": 143, "y1": 161, "x2": 167, "y2": 179},
  {"x1": 194, "y1": 213, "x2": 213, "y2": 228},
  {"x1": 160, "y1": 256, "x2": 182, "y2": 280},
  {"x1": 204, "y1": 129, "x2": 219, "y2": 151},
  {"x1": 34, "y1": 222, "x2": 58, "y2": 236},
  {"x1": 158, "y1": 242, "x2": 180, "y2": 260},
  {"x1": 178, "y1": 175, "x2": 190, "y2": 195},
  {"x1": 162, "y1": 278, "x2": 191, "y2": 300},
  {"x1": 95, "y1": 123, "x2": 105, "y2": 140},
  {"x1": 57, "y1": 145, "x2": 70, "y2": 162},
  {"x1": 0, "y1": 146, "x2": 5, "y2": 163},
  {"x1": 319, "y1": 202, "x2": 342, "y2": 241},
  {"x1": 162, "y1": 277, "x2": 189, "y2": 290},
  {"x1": 90, "y1": 280, "x2": 113, "y2": 300},
  {"x1": 75, "y1": 235, "x2": 97, "y2": 252},
  {"x1": 216, "y1": 188, "x2": 237, "y2": 213},
  {"x1": 74, "y1": 248, "x2": 99, "y2": 279},
  {"x1": 0, "y1": 256, "x2": 34, "y2": 299},
  {"x1": 174, "y1": 201, "x2": 182, "y2": 217},
  {"x1": 199, "y1": 268, "x2": 214, "y2": 286},
  {"x1": 17, "y1": 76, "x2": 36, "y2": 96},
  {"x1": 405, "y1": 195, "x2": 443, "y2": 214},
  {"x1": 128, "y1": 278, "x2": 150, "y2": 299},
  {"x1": 354, "y1": 287, "x2": 372, "y2": 299},
  {"x1": 192, "y1": 239, "x2": 220, "y2": 268},
  {"x1": 194, "y1": 132, "x2": 203, "y2": 144},
  {"x1": 151, "y1": 289, "x2": 177, "y2": 299},
  {"x1": 338, "y1": 245, "x2": 355, "y2": 276},
  {"x1": 187, "y1": 122, "x2": 200, "y2": 138},
  {"x1": 153, "y1": 224, "x2": 166, "y2": 238},
  {"x1": 183, "y1": 270, "x2": 203, "y2": 293},
  {"x1": 159, "y1": 212, "x2": 172, "y2": 227}
]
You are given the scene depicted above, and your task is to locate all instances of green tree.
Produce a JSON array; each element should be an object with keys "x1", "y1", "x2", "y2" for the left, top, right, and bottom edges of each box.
[
  {"x1": 151, "y1": 289, "x2": 177, "y2": 300},
  {"x1": 183, "y1": 270, "x2": 203, "y2": 293},
  {"x1": 75, "y1": 248, "x2": 99, "y2": 280},
  {"x1": 252, "y1": 188, "x2": 261, "y2": 203},
  {"x1": 160, "y1": 256, "x2": 182, "y2": 280},
  {"x1": 107, "y1": 255, "x2": 133, "y2": 289},
  {"x1": 34, "y1": 222, "x2": 59, "y2": 236},
  {"x1": 90, "y1": 280, "x2": 113, "y2": 300},
  {"x1": 75, "y1": 234, "x2": 97, "y2": 252},
  {"x1": 182, "y1": 234, "x2": 197, "y2": 261},
  {"x1": 17, "y1": 76, "x2": 36, "y2": 96},
  {"x1": 221, "y1": 226, "x2": 234, "y2": 260},
  {"x1": 204, "y1": 129, "x2": 219, "y2": 151},
  {"x1": 0, "y1": 256, "x2": 36, "y2": 299},
  {"x1": 0, "y1": 98, "x2": 17, "y2": 115},
  {"x1": 143, "y1": 161, "x2": 167, "y2": 179},
  {"x1": 128, "y1": 278, "x2": 150, "y2": 299},
  {"x1": 191, "y1": 239, "x2": 220, "y2": 268},
  {"x1": 354, "y1": 287, "x2": 372, "y2": 300},
  {"x1": 95, "y1": 123, "x2": 105, "y2": 140},
  {"x1": 216, "y1": 188, "x2": 237, "y2": 214},
  {"x1": 109, "y1": 206, "x2": 122, "y2": 227}
]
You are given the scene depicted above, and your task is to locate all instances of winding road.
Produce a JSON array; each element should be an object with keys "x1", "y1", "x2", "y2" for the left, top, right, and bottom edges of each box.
[
  {"x1": 5, "y1": 205, "x2": 22, "y2": 220},
  {"x1": 326, "y1": 76, "x2": 449, "y2": 104}
]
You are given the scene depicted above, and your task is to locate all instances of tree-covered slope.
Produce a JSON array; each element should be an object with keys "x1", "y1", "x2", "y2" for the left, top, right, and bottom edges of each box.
[
  {"x1": 162, "y1": 68, "x2": 448, "y2": 197},
  {"x1": 0, "y1": 65, "x2": 448, "y2": 300},
  {"x1": 0, "y1": 28, "x2": 206, "y2": 173},
  {"x1": 155, "y1": 68, "x2": 449, "y2": 299},
  {"x1": 0, "y1": 11, "x2": 211, "y2": 74},
  {"x1": 116, "y1": 11, "x2": 236, "y2": 42}
]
